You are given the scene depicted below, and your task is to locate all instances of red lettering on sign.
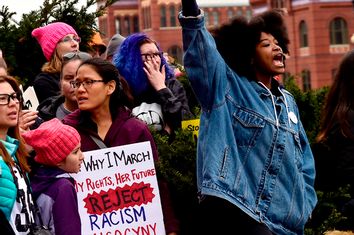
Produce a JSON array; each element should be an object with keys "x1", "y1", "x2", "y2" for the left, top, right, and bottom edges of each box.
[{"x1": 83, "y1": 182, "x2": 155, "y2": 215}]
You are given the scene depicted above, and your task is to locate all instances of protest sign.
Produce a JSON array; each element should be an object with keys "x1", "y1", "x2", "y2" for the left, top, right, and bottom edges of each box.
[
  {"x1": 22, "y1": 86, "x2": 39, "y2": 111},
  {"x1": 72, "y1": 141, "x2": 165, "y2": 235}
]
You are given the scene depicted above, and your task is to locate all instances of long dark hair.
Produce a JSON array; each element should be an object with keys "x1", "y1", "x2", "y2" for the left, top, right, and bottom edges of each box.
[
  {"x1": 0, "y1": 75, "x2": 30, "y2": 172},
  {"x1": 317, "y1": 50, "x2": 354, "y2": 142}
]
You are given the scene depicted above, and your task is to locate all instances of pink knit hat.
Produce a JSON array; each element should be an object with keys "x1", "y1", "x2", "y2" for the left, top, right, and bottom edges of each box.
[
  {"x1": 32, "y1": 22, "x2": 78, "y2": 61},
  {"x1": 22, "y1": 118, "x2": 81, "y2": 166}
]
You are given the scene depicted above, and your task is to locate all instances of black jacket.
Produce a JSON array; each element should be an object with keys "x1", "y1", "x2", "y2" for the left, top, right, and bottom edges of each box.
[
  {"x1": 314, "y1": 112, "x2": 354, "y2": 193},
  {"x1": 0, "y1": 209, "x2": 15, "y2": 235},
  {"x1": 37, "y1": 95, "x2": 65, "y2": 121},
  {"x1": 133, "y1": 78, "x2": 192, "y2": 134},
  {"x1": 33, "y1": 72, "x2": 60, "y2": 103}
]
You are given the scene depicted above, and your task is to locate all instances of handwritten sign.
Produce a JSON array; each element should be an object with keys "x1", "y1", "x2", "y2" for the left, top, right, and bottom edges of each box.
[
  {"x1": 72, "y1": 141, "x2": 166, "y2": 235},
  {"x1": 22, "y1": 86, "x2": 39, "y2": 111},
  {"x1": 182, "y1": 119, "x2": 200, "y2": 140}
]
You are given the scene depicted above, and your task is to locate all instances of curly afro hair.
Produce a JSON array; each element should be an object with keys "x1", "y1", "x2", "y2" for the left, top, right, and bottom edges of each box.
[{"x1": 212, "y1": 9, "x2": 290, "y2": 78}]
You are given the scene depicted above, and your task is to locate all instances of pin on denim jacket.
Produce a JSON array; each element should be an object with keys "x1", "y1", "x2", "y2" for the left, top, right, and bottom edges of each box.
[{"x1": 179, "y1": 12, "x2": 317, "y2": 235}]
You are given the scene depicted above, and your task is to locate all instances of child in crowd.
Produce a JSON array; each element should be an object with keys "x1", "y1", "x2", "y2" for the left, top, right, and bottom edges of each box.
[{"x1": 22, "y1": 118, "x2": 84, "y2": 235}]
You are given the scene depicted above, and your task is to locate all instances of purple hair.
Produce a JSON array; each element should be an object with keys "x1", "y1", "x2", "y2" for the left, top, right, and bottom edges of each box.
[{"x1": 113, "y1": 33, "x2": 174, "y2": 96}]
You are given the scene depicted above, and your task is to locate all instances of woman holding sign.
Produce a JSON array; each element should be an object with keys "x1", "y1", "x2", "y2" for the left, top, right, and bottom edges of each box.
[{"x1": 63, "y1": 58, "x2": 179, "y2": 235}]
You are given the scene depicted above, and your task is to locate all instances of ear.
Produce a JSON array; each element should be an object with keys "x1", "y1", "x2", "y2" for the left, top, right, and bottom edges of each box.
[
  {"x1": 56, "y1": 157, "x2": 67, "y2": 167},
  {"x1": 107, "y1": 80, "x2": 116, "y2": 95}
]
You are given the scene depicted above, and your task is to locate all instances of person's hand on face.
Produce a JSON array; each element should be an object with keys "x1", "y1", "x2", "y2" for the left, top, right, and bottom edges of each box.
[
  {"x1": 143, "y1": 60, "x2": 166, "y2": 91},
  {"x1": 140, "y1": 42, "x2": 167, "y2": 91}
]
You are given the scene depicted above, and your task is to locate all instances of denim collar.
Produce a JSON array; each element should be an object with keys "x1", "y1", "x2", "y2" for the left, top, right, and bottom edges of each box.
[{"x1": 252, "y1": 78, "x2": 282, "y2": 97}]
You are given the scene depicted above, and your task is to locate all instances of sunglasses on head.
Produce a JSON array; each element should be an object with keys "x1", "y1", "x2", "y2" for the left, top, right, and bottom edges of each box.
[{"x1": 62, "y1": 52, "x2": 92, "y2": 62}]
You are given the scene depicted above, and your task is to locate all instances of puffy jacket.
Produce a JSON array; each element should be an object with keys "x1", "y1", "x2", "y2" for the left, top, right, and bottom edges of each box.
[
  {"x1": 0, "y1": 136, "x2": 19, "y2": 220},
  {"x1": 179, "y1": 12, "x2": 317, "y2": 235}
]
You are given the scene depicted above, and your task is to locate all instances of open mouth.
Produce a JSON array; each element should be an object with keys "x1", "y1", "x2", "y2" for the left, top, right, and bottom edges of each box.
[{"x1": 273, "y1": 53, "x2": 285, "y2": 67}]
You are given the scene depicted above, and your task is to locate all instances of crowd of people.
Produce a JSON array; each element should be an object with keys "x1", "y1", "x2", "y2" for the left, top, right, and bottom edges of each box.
[
  {"x1": 1, "y1": 20, "x2": 185, "y2": 235},
  {"x1": 0, "y1": 1, "x2": 353, "y2": 234}
]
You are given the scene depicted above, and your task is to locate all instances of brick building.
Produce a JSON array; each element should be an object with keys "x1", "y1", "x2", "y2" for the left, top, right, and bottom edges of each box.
[
  {"x1": 250, "y1": 0, "x2": 354, "y2": 90},
  {"x1": 97, "y1": 0, "x2": 250, "y2": 63},
  {"x1": 98, "y1": 0, "x2": 354, "y2": 90}
]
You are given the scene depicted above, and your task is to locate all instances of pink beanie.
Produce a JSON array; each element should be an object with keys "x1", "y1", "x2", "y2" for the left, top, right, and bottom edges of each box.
[
  {"x1": 22, "y1": 118, "x2": 81, "y2": 166},
  {"x1": 32, "y1": 22, "x2": 78, "y2": 61}
]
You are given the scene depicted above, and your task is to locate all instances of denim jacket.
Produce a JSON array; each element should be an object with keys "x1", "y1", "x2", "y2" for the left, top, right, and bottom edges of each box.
[{"x1": 179, "y1": 13, "x2": 317, "y2": 235}]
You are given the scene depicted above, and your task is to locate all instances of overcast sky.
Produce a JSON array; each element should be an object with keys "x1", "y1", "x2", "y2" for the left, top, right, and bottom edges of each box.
[
  {"x1": 1, "y1": 0, "x2": 95, "y2": 22},
  {"x1": 2, "y1": 0, "x2": 249, "y2": 22}
]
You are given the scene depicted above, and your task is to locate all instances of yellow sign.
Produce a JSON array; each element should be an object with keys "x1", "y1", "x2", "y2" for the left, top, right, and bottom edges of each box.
[{"x1": 182, "y1": 119, "x2": 200, "y2": 140}]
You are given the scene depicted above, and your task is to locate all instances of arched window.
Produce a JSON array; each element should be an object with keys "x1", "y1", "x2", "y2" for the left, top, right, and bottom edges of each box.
[
  {"x1": 169, "y1": 5, "x2": 176, "y2": 27},
  {"x1": 236, "y1": 9, "x2": 243, "y2": 17},
  {"x1": 299, "y1": 21, "x2": 308, "y2": 48},
  {"x1": 167, "y1": 45, "x2": 183, "y2": 64},
  {"x1": 227, "y1": 9, "x2": 234, "y2": 20},
  {"x1": 115, "y1": 17, "x2": 121, "y2": 34},
  {"x1": 330, "y1": 17, "x2": 348, "y2": 45},
  {"x1": 142, "y1": 8, "x2": 146, "y2": 29},
  {"x1": 124, "y1": 16, "x2": 130, "y2": 35},
  {"x1": 147, "y1": 7, "x2": 152, "y2": 28},
  {"x1": 133, "y1": 16, "x2": 139, "y2": 33},
  {"x1": 212, "y1": 11, "x2": 219, "y2": 26},
  {"x1": 271, "y1": 0, "x2": 284, "y2": 8},
  {"x1": 246, "y1": 9, "x2": 252, "y2": 20},
  {"x1": 142, "y1": 7, "x2": 151, "y2": 29},
  {"x1": 302, "y1": 70, "x2": 311, "y2": 91},
  {"x1": 160, "y1": 5, "x2": 167, "y2": 27}
]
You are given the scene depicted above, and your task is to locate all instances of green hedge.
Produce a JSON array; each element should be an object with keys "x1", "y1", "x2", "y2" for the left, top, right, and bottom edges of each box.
[{"x1": 152, "y1": 129, "x2": 198, "y2": 235}]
